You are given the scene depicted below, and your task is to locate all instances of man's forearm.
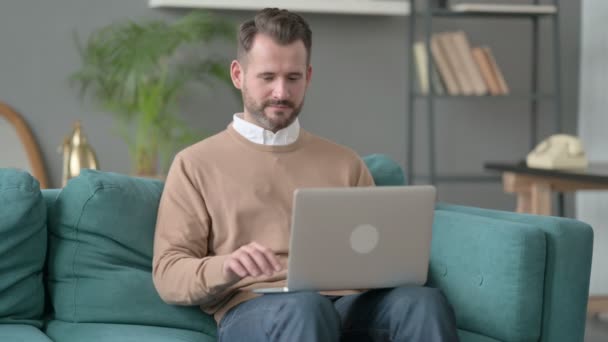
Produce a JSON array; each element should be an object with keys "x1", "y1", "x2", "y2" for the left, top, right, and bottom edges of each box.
[{"x1": 153, "y1": 251, "x2": 233, "y2": 307}]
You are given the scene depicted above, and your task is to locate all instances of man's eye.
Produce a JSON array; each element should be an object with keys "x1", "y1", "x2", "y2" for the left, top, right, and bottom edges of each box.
[{"x1": 263, "y1": 77, "x2": 273, "y2": 81}]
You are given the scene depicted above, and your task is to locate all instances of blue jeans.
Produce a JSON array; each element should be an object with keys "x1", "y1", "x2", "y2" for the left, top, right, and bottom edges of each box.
[{"x1": 218, "y1": 286, "x2": 459, "y2": 342}]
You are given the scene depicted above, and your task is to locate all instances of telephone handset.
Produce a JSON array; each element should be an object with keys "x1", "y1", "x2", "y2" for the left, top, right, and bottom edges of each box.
[{"x1": 526, "y1": 134, "x2": 588, "y2": 170}]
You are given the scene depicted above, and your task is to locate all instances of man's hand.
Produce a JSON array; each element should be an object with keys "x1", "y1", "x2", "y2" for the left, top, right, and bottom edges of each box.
[{"x1": 222, "y1": 242, "x2": 283, "y2": 282}]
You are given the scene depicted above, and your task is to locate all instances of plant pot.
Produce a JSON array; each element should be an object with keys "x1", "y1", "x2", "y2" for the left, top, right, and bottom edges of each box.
[{"x1": 134, "y1": 144, "x2": 159, "y2": 177}]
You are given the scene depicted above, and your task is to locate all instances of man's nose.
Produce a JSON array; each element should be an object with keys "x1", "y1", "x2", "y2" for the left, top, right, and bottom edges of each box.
[{"x1": 272, "y1": 80, "x2": 290, "y2": 99}]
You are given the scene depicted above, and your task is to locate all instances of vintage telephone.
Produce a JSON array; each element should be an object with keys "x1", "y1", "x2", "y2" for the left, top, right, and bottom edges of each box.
[{"x1": 526, "y1": 134, "x2": 588, "y2": 170}]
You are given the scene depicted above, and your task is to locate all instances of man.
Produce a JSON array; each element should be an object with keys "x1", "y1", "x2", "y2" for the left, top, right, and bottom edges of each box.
[{"x1": 153, "y1": 8, "x2": 459, "y2": 342}]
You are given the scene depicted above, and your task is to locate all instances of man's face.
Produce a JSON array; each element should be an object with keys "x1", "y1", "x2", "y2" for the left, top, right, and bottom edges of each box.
[{"x1": 231, "y1": 34, "x2": 312, "y2": 132}]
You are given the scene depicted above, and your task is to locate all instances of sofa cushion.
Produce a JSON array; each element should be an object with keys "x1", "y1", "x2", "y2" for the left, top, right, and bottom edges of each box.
[
  {"x1": 45, "y1": 321, "x2": 214, "y2": 342},
  {"x1": 458, "y1": 329, "x2": 501, "y2": 342},
  {"x1": 0, "y1": 324, "x2": 53, "y2": 342},
  {"x1": 362, "y1": 154, "x2": 406, "y2": 186},
  {"x1": 47, "y1": 170, "x2": 216, "y2": 337},
  {"x1": 0, "y1": 169, "x2": 46, "y2": 328},
  {"x1": 429, "y1": 209, "x2": 546, "y2": 342}
]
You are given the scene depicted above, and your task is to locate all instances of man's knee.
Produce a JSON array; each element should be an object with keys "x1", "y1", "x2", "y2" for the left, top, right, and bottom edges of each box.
[
  {"x1": 271, "y1": 292, "x2": 341, "y2": 340},
  {"x1": 279, "y1": 292, "x2": 337, "y2": 318},
  {"x1": 392, "y1": 286, "x2": 452, "y2": 316},
  {"x1": 416, "y1": 287, "x2": 451, "y2": 312},
  {"x1": 387, "y1": 286, "x2": 458, "y2": 341}
]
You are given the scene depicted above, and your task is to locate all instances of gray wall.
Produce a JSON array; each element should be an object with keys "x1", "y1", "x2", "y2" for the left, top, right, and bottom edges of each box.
[
  {"x1": 577, "y1": 0, "x2": 608, "y2": 295},
  {"x1": 0, "y1": 0, "x2": 581, "y2": 214}
]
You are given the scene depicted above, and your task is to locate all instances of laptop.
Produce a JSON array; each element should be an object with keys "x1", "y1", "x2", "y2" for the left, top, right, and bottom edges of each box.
[{"x1": 253, "y1": 185, "x2": 436, "y2": 294}]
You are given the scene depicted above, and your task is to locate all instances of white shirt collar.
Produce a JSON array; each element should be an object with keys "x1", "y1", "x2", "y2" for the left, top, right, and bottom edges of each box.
[{"x1": 232, "y1": 113, "x2": 300, "y2": 146}]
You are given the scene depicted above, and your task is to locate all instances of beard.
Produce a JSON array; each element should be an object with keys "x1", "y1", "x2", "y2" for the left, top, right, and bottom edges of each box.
[{"x1": 242, "y1": 86, "x2": 304, "y2": 132}]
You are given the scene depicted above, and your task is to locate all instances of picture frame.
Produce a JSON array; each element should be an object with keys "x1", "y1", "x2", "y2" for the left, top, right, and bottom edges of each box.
[{"x1": 0, "y1": 102, "x2": 49, "y2": 188}]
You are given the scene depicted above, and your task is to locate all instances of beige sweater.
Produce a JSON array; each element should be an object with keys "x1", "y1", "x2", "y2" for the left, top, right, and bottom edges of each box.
[{"x1": 152, "y1": 124, "x2": 375, "y2": 322}]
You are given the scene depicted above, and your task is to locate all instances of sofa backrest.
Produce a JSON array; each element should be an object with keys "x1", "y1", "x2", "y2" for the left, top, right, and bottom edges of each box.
[
  {"x1": 362, "y1": 154, "x2": 406, "y2": 186},
  {"x1": 10, "y1": 155, "x2": 560, "y2": 342},
  {"x1": 38, "y1": 155, "x2": 402, "y2": 333},
  {"x1": 0, "y1": 169, "x2": 47, "y2": 328},
  {"x1": 46, "y1": 169, "x2": 217, "y2": 337}
]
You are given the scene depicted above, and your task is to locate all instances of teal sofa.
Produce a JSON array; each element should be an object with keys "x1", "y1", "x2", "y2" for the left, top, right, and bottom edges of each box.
[{"x1": 0, "y1": 154, "x2": 593, "y2": 342}]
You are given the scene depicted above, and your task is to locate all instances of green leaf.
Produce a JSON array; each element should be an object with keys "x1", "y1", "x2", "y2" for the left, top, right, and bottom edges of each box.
[{"x1": 70, "y1": 10, "x2": 237, "y2": 174}]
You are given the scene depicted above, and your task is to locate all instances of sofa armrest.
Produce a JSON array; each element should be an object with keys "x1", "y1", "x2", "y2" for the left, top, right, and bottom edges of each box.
[
  {"x1": 429, "y1": 208, "x2": 547, "y2": 342},
  {"x1": 436, "y1": 203, "x2": 593, "y2": 342}
]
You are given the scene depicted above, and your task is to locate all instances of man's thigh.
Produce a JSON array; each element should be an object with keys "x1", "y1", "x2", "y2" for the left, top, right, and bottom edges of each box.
[
  {"x1": 218, "y1": 291, "x2": 339, "y2": 342},
  {"x1": 333, "y1": 286, "x2": 457, "y2": 341},
  {"x1": 218, "y1": 295, "x2": 279, "y2": 340}
]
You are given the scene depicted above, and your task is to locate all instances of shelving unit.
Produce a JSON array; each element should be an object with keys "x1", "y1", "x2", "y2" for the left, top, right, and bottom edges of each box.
[
  {"x1": 149, "y1": 0, "x2": 411, "y2": 16},
  {"x1": 406, "y1": 1, "x2": 562, "y2": 185}
]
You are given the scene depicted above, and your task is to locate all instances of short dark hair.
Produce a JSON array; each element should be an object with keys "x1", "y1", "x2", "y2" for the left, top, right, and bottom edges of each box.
[{"x1": 238, "y1": 8, "x2": 312, "y2": 65}]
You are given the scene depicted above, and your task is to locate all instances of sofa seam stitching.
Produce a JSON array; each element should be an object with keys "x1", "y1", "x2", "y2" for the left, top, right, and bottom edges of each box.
[{"x1": 70, "y1": 185, "x2": 105, "y2": 321}]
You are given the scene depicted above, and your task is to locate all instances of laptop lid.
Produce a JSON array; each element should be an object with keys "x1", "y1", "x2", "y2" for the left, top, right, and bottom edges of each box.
[{"x1": 286, "y1": 185, "x2": 436, "y2": 292}]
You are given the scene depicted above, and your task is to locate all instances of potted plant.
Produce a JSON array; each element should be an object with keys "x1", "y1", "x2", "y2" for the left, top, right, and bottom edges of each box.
[{"x1": 71, "y1": 11, "x2": 236, "y2": 176}]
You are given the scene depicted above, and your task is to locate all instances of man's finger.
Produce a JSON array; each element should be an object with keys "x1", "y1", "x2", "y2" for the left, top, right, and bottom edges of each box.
[
  {"x1": 246, "y1": 247, "x2": 274, "y2": 276},
  {"x1": 227, "y1": 258, "x2": 248, "y2": 278},
  {"x1": 252, "y1": 243, "x2": 282, "y2": 272},
  {"x1": 237, "y1": 251, "x2": 262, "y2": 277}
]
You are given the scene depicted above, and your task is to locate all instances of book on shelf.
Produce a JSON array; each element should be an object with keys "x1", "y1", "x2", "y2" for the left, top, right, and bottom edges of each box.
[
  {"x1": 450, "y1": 31, "x2": 487, "y2": 96},
  {"x1": 430, "y1": 60, "x2": 446, "y2": 95},
  {"x1": 413, "y1": 42, "x2": 430, "y2": 94},
  {"x1": 430, "y1": 35, "x2": 460, "y2": 95},
  {"x1": 449, "y1": 3, "x2": 557, "y2": 14},
  {"x1": 481, "y1": 46, "x2": 509, "y2": 94},
  {"x1": 413, "y1": 42, "x2": 445, "y2": 95},
  {"x1": 437, "y1": 32, "x2": 475, "y2": 95},
  {"x1": 471, "y1": 47, "x2": 502, "y2": 95},
  {"x1": 417, "y1": 30, "x2": 510, "y2": 96}
]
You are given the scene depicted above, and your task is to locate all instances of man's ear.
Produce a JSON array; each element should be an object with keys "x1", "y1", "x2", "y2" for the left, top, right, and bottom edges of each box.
[
  {"x1": 306, "y1": 64, "x2": 313, "y2": 86},
  {"x1": 230, "y1": 60, "x2": 243, "y2": 89}
]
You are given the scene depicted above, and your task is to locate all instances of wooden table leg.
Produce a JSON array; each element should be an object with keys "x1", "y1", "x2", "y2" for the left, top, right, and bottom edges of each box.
[
  {"x1": 530, "y1": 182, "x2": 552, "y2": 215},
  {"x1": 588, "y1": 296, "x2": 608, "y2": 317},
  {"x1": 516, "y1": 191, "x2": 532, "y2": 213},
  {"x1": 504, "y1": 172, "x2": 534, "y2": 214}
]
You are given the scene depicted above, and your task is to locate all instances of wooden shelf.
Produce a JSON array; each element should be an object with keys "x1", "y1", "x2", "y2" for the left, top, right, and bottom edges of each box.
[
  {"x1": 413, "y1": 174, "x2": 502, "y2": 183},
  {"x1": 413, "y1": 93, "x2": 555, "y2": 100},
  {"x1": 149, "y1": 0, "x2": 410, "y2": 16},
  {"x1": 447, "y1": 3, "x2": 557, "y2": 16}
]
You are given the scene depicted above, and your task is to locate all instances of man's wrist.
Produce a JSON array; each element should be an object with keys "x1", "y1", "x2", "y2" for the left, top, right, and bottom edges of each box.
[{"x1": 204, "y1": 254, "x2": 234, "y2": 289}]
